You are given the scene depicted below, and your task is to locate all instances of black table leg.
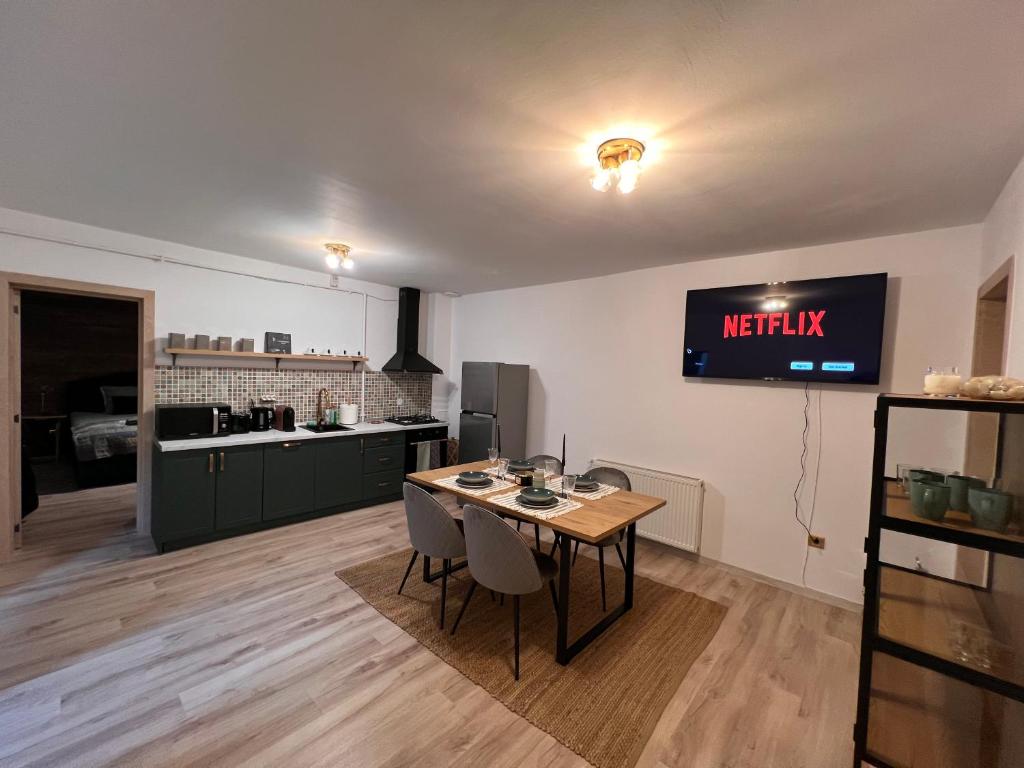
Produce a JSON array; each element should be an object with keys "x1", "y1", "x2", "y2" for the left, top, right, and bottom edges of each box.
[
  {"x1": 624, "y1": 522, "x2": 636, "y2": 611},
  {"x1": 555, "y1": 532, "x2": 572, "y2": 664},
  {"x1": 555, "y1": 522, "x2": 638, "y2": 666}
]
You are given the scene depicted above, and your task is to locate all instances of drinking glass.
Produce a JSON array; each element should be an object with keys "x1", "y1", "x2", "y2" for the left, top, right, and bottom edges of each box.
[
  {"x1": 563, "y1": 473, "x2": 576, "y2": 499},
  {"x1": 488, "y1": 447, "x2": 498, "y2": 471},
  {"x1": 497, "y1": 457, "x2": 509, "y2": 480},
  {"x1": 545, "y1": 459, "x2": 559, "y2": 478}
]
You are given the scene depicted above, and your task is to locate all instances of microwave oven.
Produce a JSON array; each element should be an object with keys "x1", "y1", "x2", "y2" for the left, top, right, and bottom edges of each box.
[{"x1": 156, "y1": 403, "x2": 232, "y2": 440}]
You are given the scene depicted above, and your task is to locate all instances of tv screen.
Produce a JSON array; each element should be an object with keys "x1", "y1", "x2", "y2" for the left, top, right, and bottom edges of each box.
[{"x1": 682, "y1": 272, "x2": 887, "y2": 384}]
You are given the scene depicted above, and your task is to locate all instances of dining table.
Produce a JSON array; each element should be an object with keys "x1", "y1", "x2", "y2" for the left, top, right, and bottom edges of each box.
[{"x1": 406, "y1": 460, "x2": 667, "y2": 665}]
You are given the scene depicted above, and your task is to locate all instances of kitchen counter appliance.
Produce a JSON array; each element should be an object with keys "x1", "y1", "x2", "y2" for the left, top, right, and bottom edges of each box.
[
  {"x1": 274, "y1": 405, "x2": 296, "y2": 432},
  {"x1": 403, "y1": 424, "x2": 450, "y2": 474},
  {"x1": 156, "y1": 403, "x2": 231, "y2": 440},
  {"x1": 249, "y1": 406, "x2": 273, "y2": 431}
]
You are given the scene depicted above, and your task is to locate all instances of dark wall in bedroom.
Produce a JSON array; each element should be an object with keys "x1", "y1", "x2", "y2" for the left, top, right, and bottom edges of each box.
[{"x1": 20, "y1": 290, "x2": 138, "y2": 416}]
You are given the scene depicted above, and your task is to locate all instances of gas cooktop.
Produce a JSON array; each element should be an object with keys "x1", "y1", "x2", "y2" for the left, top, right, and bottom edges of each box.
[{"x1": 385, "y1": 414, "x2": 442, "y2": 426}]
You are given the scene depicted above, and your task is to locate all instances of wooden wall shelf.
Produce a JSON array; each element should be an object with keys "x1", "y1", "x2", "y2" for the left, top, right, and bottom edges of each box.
[{"x1": 164, "y1": 348, "x2": 368, "y2": 370}]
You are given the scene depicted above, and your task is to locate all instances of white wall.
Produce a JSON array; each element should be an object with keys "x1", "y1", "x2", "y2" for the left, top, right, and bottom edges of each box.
[
  {"x1": 0, "y1": 207, "x2": 404, "y2": 370},
  {"x1": 450, "y1": 225, "x2": 983, "y2": 603},
  {"x1": 981, "y1": 153, "x2": 1024, "y2": 376}
]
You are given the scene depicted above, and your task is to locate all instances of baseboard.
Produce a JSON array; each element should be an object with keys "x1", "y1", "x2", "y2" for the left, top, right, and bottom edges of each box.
[{"x1": 646, "y1": 540, "x2": 863, "y2": 613}]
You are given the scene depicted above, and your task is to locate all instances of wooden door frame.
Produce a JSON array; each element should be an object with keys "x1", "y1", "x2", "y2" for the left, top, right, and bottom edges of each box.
[{"x1": 0, "y1": 272, "x2": 155, "y2": 562}]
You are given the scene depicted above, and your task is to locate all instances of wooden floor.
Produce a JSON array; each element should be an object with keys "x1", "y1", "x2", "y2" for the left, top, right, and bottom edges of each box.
[{"x1": 0, "y1": 486, "x2": 861, "y2": 767}]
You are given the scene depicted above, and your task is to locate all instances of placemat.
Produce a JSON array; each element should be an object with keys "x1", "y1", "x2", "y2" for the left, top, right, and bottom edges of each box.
[
  {"x1": 433, "y1": 474, "x2": 516, "y2": 497},
  {"x1": 486, "y1": 488, "x2": 581, "y2": 520}
]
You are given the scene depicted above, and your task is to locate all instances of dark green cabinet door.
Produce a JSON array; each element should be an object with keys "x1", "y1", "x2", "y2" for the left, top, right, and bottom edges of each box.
[
  {"x1": 263, "y1": 441, "x2": 316, "y2": 520},
  {"x1": 215, "y1": 444, "x2": 264, "y2": 530},
  {"x1": 153, "y1": 449, "x2": 216, "y2": 543},
  {"x1": 315, "y1": 438, "x2": 362, "y2": 509}
]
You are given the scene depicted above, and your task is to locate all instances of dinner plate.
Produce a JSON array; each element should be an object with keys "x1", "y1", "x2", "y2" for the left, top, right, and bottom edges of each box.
[
  {"x1": 456, "y1": 477, "x2": 493, "y2": 489},
  {"x1": 574, "y1": 478, "x2": 598, "y2": 490}
]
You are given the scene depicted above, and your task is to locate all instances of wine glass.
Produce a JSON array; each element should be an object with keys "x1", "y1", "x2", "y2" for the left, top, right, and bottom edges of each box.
[
  {"x1": 488, "y1": 447, "x2": 499, "y2": 472},
  {"x1": 497, "y1": 457, "x2": 509, "y2": 480}
]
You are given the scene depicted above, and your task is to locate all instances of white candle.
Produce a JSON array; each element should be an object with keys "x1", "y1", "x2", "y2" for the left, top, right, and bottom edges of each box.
[{"x1": 924, "y1": 373, "x2": 961, "y2": 396}]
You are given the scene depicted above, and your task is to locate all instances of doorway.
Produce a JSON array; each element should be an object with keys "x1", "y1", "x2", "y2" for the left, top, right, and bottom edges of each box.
[
  {"x1": 1, "y1": 273, "x2": 154, "y2": 561},
  {"x1": 963, "y1": 259, "x2": 1013, "y2": 481}
]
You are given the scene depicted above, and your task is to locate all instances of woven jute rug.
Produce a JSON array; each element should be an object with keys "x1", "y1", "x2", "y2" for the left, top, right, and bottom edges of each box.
[{"x1": 336, "y1": 548, "x2": 727, "y2": 768}]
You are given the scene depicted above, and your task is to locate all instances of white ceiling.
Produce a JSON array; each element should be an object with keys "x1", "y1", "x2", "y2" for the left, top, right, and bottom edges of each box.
[{"x1": 2, "y1": 1, "x2": 1023, "y2": 294}]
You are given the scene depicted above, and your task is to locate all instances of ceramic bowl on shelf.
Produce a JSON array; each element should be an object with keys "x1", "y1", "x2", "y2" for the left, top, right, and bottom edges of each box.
[
  {"x1": 967, "y1": 488, "x2": 1013, "y2": 533},
  {"x1": 945, "y1": 474, "x2": 987, "y2": 512},
  {"x1": 909, "y1": 479, "x2": 950, "y2": 522}
]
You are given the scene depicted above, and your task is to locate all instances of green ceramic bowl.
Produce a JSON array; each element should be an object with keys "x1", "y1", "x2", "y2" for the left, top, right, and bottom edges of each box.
[
  {"x1": 909, "y1": 479, "x2": 950, "y2": 521},
  {"x1": 968, "y1": 488, "x2": 1013, "y2": 533},
  {"x1": 458, "y1": 471, "x2": 490, "y2": 485}
]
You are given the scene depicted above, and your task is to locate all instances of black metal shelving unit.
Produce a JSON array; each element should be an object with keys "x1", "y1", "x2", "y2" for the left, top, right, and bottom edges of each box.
[{"x1": 854, "y1": 394, "x2": 1024, "y2": 768}]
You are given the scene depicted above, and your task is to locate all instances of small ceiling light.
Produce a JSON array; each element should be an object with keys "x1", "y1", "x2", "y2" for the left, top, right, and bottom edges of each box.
[
  {"x1": 591, "y1": 138, "x2": 645, "y2": 194},
  {"x1": 763, "y1": 295, "x2": 789, "y2": 311},
  {"x1": 325, "y1": 243, "x2": 354, "y2": 271}
]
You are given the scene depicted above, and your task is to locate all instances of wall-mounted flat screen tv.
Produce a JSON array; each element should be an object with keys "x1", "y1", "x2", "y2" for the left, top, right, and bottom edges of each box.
[{"x1": 682, "y1": 272, "x2": 887, "y2": 384}]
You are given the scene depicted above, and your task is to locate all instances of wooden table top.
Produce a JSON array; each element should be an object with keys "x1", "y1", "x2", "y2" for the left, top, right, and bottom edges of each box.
[{"x1": 407, "y1": 461, "x2": 666, "y2": 544}]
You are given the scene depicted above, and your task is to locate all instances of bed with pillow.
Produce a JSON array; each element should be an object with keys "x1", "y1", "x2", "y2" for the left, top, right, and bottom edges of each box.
[{"x1": 66, "y1": 373, "x2": 138, "y2": 488}]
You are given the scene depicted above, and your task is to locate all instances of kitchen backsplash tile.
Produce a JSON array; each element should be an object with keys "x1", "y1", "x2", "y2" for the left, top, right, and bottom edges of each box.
[{"x1": 154, "y1": 365, "x2": 432, "y2": 422}]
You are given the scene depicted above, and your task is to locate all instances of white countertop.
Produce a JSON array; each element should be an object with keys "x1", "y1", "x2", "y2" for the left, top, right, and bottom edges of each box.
[{"x1": 156, "y1": 420, "x2": 449, "y2": 452}]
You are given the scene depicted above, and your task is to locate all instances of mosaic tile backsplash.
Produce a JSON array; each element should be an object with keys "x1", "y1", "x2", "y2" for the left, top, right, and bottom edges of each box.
[{"x1": 155, "y1": 366, "x2": 433, "y2": 422}]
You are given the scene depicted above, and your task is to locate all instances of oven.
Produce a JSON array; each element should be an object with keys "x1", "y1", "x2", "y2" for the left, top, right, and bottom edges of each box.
[{"x1": 404, "y1": 425, "x2": 451, "y2": 473}]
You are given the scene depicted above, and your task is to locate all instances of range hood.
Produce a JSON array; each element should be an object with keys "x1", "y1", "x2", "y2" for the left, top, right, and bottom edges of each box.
[{"x1": 382, "y1": 287, "x2": 443, "y2": 374}]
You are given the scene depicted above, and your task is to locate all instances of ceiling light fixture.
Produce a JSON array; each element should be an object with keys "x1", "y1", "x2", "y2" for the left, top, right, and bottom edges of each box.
[
  {"x1": 324, "y1": 243, "x2": 354, "y2": 271},
  {"x1": 591, "y1": 138, "x2": 645, "y2": 194}
]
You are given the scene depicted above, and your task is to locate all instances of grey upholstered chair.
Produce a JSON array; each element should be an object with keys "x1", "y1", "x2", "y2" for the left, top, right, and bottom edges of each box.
[
  {"x1": 398, "y1": 482, "x2": 467, "y2": 630},
  {"x1": 514, "y1": 454, "x2": 564, "y2": 550},
  {"x1": 452, "y1": 505, "x2": 559, "y2": 680},
  {"x1": 555, "y1": 466, "x2": 631, "y2": 612}
]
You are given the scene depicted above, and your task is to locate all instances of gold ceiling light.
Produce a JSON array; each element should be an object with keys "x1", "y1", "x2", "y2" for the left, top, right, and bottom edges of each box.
[
  {"x1": 324, "y1": 242, "x2": 354, "y2": 271},
  {"x1": 591, "y1": 137, "x2": 645, "y2": 194}
]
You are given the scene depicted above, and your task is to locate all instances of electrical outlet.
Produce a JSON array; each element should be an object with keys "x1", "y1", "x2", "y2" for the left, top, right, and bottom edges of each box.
[
  {"x1": 329, "y1": 274, "x2": 339, "y2": 288},
  {"x1": 808, "y1": 534, "x2": 826, "y2": 550}
]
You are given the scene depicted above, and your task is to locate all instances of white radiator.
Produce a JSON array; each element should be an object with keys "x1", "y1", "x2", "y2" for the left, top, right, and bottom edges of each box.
[{"x1": 591, "y1": 458, "x2": 704, "y2": 553}]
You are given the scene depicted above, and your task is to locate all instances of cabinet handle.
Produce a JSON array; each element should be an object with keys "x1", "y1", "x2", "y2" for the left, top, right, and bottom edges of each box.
[
  {"x1": 208, "y1": 453, "x2": 214, "y2": 473},
  {"x1": 220, "y1": 451, "x2": 225, "y2": 472},
  {"x1": 378, "y1": 456, "x2": 391, "y2": 464},
  {"x1": 282, "y1": 442, "x2": 301, "y2": 449},
  {"x1": 378, "y1": 481, "x2": 390, "y2": 488}
]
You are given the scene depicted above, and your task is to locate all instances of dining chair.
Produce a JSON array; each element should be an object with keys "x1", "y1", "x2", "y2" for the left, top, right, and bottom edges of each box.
[
  {"x1": 452, "y1": 505, "x2": 560, "y2": 681},
  {"x1": 553, "y1": 466, "x2": 631, "y2": 612},
  {"x1": 514, "y1": 454, "x2": 564, "y2": 550},
  {"x1": 398, "y1": 482, "x2": 467, "y2": 630}
]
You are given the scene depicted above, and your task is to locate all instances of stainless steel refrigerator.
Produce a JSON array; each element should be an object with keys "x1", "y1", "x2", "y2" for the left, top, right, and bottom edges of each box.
[{"x1": 459, "y1": 362, "x2": 529, "y2": 462}]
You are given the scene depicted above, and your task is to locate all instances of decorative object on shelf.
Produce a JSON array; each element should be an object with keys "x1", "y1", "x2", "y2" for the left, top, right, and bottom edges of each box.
[
  {"x1": 967, "y1": 487, "x2": 1013, "y2": 532},
  {"x1": 264, "y1": 332, "x2": 292, "y2": 354},
  {"x1": 194, "y1": 334, "x2": 211, "y2": 350},
  {"x1": 240, "y1": 338, "x2": 255, "y2": 352},
  {"x1": 324, "y1": 242, "x2": 354, "y2": 271},
  {"x1": 217, "y1": 336, "x2": 232, "y2": 351},
  {"x1": 590, "y1": 137, "x2": 645, "y2": 194},
  {"x1": 923, "y1": 366, "x2": 961, "y2": 396},
  {"x1": 168, "y1": 332, "x2": 186, "y2": 349},
  {"x1": 946, "y1": 474, "x2": 987, "y2": 512},
  {"x1": 909, "y1": 479, "x2": 950, "y2": 521},
  {"x1": 960, "y1": 374, "x2": 1024, "y2": 400}
]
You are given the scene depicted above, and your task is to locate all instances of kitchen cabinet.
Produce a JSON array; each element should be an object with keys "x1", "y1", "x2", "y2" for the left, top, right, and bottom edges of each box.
[
  {"x1": 152, "y1": 448, "x2": 217, "y2": 546},
  {"x1": 153, "y1": 428, "x2": 419, "y2": 552},
  {"x1": 214, "y1": 444, "x2": 264, "y2": 530},
  {"x1": 263, "y1": 439, "x2": 316, "y2": 521},
  {"x1": 362, "y1": 444, "x2": 403, "y2": 474},
  {"x1": 315, "y1": 437, "x2": 362, "y2": 509}
]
